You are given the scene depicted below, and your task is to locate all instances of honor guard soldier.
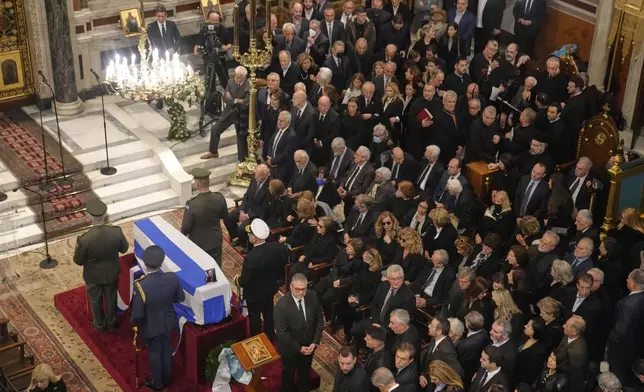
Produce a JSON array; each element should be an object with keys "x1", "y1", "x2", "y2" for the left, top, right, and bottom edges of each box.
[
  {"x1": 181, "y1": 168, "x2": 228, "y2": 265},
  {"x1": 238, "y1": 219, "x2": 289, "y2": 340},
  {"x1": 73, "y1": 199, "x2": 129, "y2": 332},
  {"x1": 131, "y1": 245, "x2": 185, "y2": 391}
]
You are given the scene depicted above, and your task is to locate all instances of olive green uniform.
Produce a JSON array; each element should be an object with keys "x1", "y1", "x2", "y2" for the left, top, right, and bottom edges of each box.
[
  {"x1": 181, "y1": 191, "x2": 228, "y2": 265},
  {"x1": 73, "y1": 224, "x2": 129, "y2": 330}
]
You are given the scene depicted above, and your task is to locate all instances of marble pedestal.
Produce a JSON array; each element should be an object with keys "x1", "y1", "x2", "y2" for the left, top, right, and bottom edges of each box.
[{"x1": 53, "y1": 98, "x2": 84, "y2": 116}]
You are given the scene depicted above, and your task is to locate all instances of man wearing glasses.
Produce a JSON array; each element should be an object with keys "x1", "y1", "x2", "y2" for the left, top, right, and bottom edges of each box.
[
  {"x1": 565, "y1": 237, "x2": 595, "y2": 278},
  {"x1": 274, "y1": 273, "x2": 324, "y2": 392}
]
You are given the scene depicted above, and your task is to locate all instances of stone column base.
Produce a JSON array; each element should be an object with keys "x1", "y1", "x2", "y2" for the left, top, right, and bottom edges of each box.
[{"x1": 53, "y1": 98, "x2": 83, "y2": 116}]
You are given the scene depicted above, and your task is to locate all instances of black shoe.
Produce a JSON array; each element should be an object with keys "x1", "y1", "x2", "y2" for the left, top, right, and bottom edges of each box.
[
  {"x1": 91, "y1": 321, "x2": 106, "y2": 333},
  {"x1": 145, "y1": 379, "x2": 164, "y2": 391},
  {"x1": 156, "y1": 100, "x2": 164, "y2": 110},
  {"x1": 231, "y1": 238, "x2": 240, "y2": 247}
]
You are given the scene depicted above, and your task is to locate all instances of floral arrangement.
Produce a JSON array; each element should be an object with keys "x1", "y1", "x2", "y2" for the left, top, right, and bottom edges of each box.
[{"x1": 205, "y1": 340, "x2": 237, "y2": 381}]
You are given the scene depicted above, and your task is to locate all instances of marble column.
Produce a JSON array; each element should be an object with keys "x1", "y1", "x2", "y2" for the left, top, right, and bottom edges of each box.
[
  {"x1": 45, "y1": 0, "x2": 83, "y2": 115},
  {"x1": 587, "y1": 0, "x2": 615, "y2": 91},
  {"x1": 621, "y1": 42, "x2": 644, "y2": 131}
]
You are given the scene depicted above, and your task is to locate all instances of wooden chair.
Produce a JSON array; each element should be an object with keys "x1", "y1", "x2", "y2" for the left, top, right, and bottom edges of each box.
[
  {"x1": 0, "y1": 368, "x2": 20, "y2": 392},
  {"x1": 0, "y1": 340, "x2": 36, "y2": 383}
]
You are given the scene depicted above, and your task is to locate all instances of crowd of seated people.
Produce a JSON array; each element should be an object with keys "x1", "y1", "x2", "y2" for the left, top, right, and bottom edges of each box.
[{"x1": 226, "y1": 0, "x2": 644, "y2": 390}]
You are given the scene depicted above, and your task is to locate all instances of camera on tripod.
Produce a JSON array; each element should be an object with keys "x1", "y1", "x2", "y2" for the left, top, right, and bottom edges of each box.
[{"x1": 197, "y1": 23, "x2": 226, "y2": 60}]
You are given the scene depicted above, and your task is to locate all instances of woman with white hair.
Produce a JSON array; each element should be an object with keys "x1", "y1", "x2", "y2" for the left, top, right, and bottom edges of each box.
[{"x1": 28, "y1": 363, "x2": 66, "y2": 392}]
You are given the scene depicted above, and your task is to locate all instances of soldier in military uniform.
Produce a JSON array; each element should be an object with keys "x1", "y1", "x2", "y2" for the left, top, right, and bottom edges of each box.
[
  {"x1": 73, "y1": 199, "x2": 129, "y2": 332},
  {"x1": 181, "y1": 168, "x2": 228, "y2": 265},
  {"x1": 131, "y1": 245, "x2": 185, "y2": 391},
  {"x1": 238, "y1": 219, "x2": 289, "y2": 340}
]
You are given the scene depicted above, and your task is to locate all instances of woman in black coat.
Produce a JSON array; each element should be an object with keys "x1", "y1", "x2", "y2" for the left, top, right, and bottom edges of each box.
[
  {"x1": 259, "y1": 90, "x2": 288, "y2": 158},
  {"x1": 297, "y1": 54, "x2": 319, "y2": 92},
  {"x1": 544, "y1": 172, "x2": 574, "y2": 232},
  {"x1": 374, "y1": 211, "x2": 403, "y2": 266},
  {"x1": 488, "y1": 153, "x2": 521, "y2": 203},
  {"x1": 339, "y1": 97, "x2": 367, "y2": 150},
  {"x1": 261, "y1": 179, "x2": 291, "y2": 229},
  {"x1": 279, "y1": 198, "x2": 317, "y2": 248},
  {"x1": 607, "y1": 207, "x2": 644, "y2": 255},
  {"x1": 477, "y1": 190, "x2": 516, "y2": 243},
  {"x1": 381, "y1": 82, "x2": 405, "y2": 146},
  {"x1": 397, "y1": 227, "x2": 425, "y2": 284},
  {"x1": 533, "y1": 351, "x2": 569, "y2": 392},
  {"x1": 290, "y1": 216, "x2": 339, "y2": 278},
  {"x1": 437, "y1": 23, "x2": 462, "y2": 73},
  {"x1": 516, "y1": 318, "x2": 551, "y2": 386},
  {"x1": 597, "y1": 237, "x2": 628, "y2": 302},
  {"x1": 314, "y1": 166, "x2": 341, "y2": 209},
  {"x1": 536, "y1": 296, "x2": 564, "y2": 352},
  {"x1": 403, "y1": 198, "x2": 431, "y2": 239},
  {"x1": 339, "y1": 248, "x2": 383, "y2": 343},
  {"x1": 388, "y1": 181, "x2": 418, "y2": 222},
  {"x1": 424, "y1": 207, "x2": 458, "y2": 261},
  {"x1": 28, "y1": 363, "x2": 68, "y2": 392}
]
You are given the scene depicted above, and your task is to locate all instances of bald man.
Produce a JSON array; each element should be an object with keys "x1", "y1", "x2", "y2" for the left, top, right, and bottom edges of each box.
[
  {"x1": 384, "y1": 147, "x2": 419, "y2": 183},
  {"x1": 311, "y1": 96, "x2": 341, "y2": 166},
  {"x1": 290, "y1": 90, "x2": 316, "y2": 152}
]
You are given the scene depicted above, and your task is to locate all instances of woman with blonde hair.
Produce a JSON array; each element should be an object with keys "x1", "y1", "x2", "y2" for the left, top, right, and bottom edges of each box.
[
  {"x1": 536, "y1": 296, "x2": 564, "y2": 351},
  {"x1": 454, "y1": 235, "x2": 475, "y2": 267},
  {"x1": 608, "y1": 207, "x2": 644, "y2": 254},
  {"x1": 547, "y1": 260, "x2": 575, "y2": 301},
  {"x1": 478, "y1": 190, "x2": 515, "y2": 242},
  {"x1": 397, "y1": 227, "x2": 424, "y2": 283},
  {"x1": 425, "y1": 207, "x2": 458, "y2": 259},
  {"x1": 28, "y1": 363, "x2": 66, "y2": 392},
  {"x1": 297, "y1": 53, "x2": 318, "y2": 91},
  {"x1": 516, "y1": 215, "x2": 541, "y2": 249},
  {"x1": 291, "y1": 216, "x2": 339, "y2": 278},
  {"x1": 375, "y1": 211, "x2": 402, "y2": 265},
  {"x1": 491, "y1": 288, "x2": 524, "y2": 343},
  {"x1": 428, "y1": 360, "x2": 464, "y2": 391},
  {"x1": 372, "y1": 61, "x2": 386, "y2": 79},
  {"x1": 381, "y1": 82, "x2": 404, "y2": 146},
  {"x1": 342, "y1": 73, "x2": 366, "y2": 105}
]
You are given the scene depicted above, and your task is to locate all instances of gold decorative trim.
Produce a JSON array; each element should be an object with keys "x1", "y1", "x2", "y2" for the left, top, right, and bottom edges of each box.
[{"x1": 0, "y1": 0, "x2": 35, "y2": 101}]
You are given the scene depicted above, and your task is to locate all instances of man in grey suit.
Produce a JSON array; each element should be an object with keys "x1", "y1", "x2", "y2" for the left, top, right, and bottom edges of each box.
[
  {"x1": 275, "y1": 273, "x2": 324, "y2": 392},
  {"x1": 73, "y1": 199, "x2": 129, "y2": 332},
  {"x1": 202, "y1": 66, "x2": 250, "y2": 162},
  {"x1": 557, "y1": 315, "x2": 589, "y2": 392},
  {"x1": 338, "y1": 146, "x2": 376, "y2": 214}
]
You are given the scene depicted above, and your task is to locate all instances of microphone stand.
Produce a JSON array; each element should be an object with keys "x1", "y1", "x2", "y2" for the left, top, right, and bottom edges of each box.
[
  {"x1": 15, "y1": 186, "x2": 57, "y2": 269},
  {"x1": 90, "y1": 69, "x2": 116, "y2": 175},
  {"x1": 36, "y1": 90, "x2": 55, "y2": 191},
  {"x1": 38, "y1": 71, "x2": 73, "y2": 187}
]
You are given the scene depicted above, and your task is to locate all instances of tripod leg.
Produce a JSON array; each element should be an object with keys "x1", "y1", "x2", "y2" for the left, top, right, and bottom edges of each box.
[{"x1": 199, "y1": 62, "x2": 218, "y2": 137}]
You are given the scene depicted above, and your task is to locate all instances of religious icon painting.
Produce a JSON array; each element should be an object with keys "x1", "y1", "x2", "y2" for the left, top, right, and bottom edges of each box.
[
  {"x1": 241, "y1": 336, "x2": 272, "y2": 366},
  {"x1": 120, "y1": 8, "x2": 144, "y2": 37},
  {"x1": 201, "y1": 0, "x2": 224, "y2": 21},
  {"x1": 0, "y1": 51, "x2": 24, "y2": 92}
]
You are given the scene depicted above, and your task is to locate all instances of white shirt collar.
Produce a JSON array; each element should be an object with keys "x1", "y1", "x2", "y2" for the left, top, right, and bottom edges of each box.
[
  {"x1": 493, "y1": 338, "x2": 509, "y2": 347},
  {"x1": 630, "y1": 290, "x2": 644, "y2": 296},
  {"x1": 435, "y1": 335, "x2": 447, "y2": 347},
  {"x1": 567, "y1": 336, "x2": 579, "y2": 344},
  {"x1": 387, "y1": 384, "x2": 400, "y2": 392},
  {"x1": 486, "y1": 367, "x2": 502, "y2": 379},
  {"x1": 467, "y1": 329, "x2": 482, "y2": 337}
]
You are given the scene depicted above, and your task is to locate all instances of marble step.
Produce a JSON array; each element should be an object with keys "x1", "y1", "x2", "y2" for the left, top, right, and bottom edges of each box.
[
  {"x1": 76, "y1": 140, "x2": 154, "y2": 172},
  {"x1": 86, "y1": 157, "x2": 161, "y2": 189},
  {"x1": 0, "y1": 171, "x2": 18, "y2": 194},
  {"x1": 166, "y1": 128, "x2": 237, "y2": 159},
  {"x1": 179, "y1": 144, "x2": 239, "y2": 175},
  {"x1": 0, "y1": 189, "x2": 179, "y2": 250},
  {"x1": 209, "y1": 162, "x2": 239, "y2": 184},
  {"x1": 2, "y1": 174, "x2": 171, "y2": 228}
]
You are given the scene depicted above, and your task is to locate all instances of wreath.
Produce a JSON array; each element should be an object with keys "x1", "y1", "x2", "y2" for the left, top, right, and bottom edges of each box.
[{"x1": 204, "y1": 340, "x2": 237, "y2": 381}]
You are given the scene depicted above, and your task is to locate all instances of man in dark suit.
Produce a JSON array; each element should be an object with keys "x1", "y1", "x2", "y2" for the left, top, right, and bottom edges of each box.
[
  {"x1": 568, "y1": 209, "x2": 600, "y2": 251},
  {"x1": 371, "y1": 367, "x2": 417, "y2": 391},
  {"x1": 274, "y1": 273, "x2": 324, "y2": 392},
  {"x1": 304, "y1": 20, "x2": 329, "y2": 66},
  {"x1": 338, "y1": 146, "x2": 376, "y2": 211},
  {"x1": 563, "y1": 75, "x2": 590, "y2": 159},
  {"x1": 473, "y1": 0, "x2": 505, "y2": 53},
  {"x1": 373, "y1": 62, "x2": 399, "y2": 98},
  {"x1": 468, "y1": 345, "x2": 512, "y2": 392},
  {"x1": 448, "y1": 0, "x2": 476, "y2": 52},
  {"x1": 350, "y1": 265, "x2": 415, "y2": 347},
  {"x1": 567, "y1": 157, "x2": 595, "y2": 211},
  {"x1": 202, "y1": 66, "x2": 250, "y2": 162},
  {"x1": 430, "y1": 91, "x2": 464, "y2": 165},
  {"x1": 288, "y1": 150, "x2": 318, "y2": 198},
  {"x1": 329, "y1": 137, "x2": 354, "y2": 181},
  {"x1": 608, "y1": 269, "x2": 644, "y2": 387},
  {"x1": 275, "y1": 23, "x2": 306, "y2": 61},
  {"x1": 323, "y1": 41, "x2": 352, "y2": 92},
  {"x1": 412, "y1": 250, "x2": 456, "y2": 313},
  {"x1": 224, "y1": 164, "x2": 271, "y2": 247},
  {"x1": 561, "y1": 273, "x2": 601, "y2": 328},
  {"x1": 368, "y1": 0, "x2": 392, "y2": 51},
  {"x1": 514, "y1": 162, "x2": 549, "y2": 219},
  {"x1": 433, "y1": 158, "x2": 470, "y2": 207},
  {"x1": 343, "y1": 194, "x2": 378, "y2": 243},
  {"x1": 311, "y1": 96, "x2": 341, "y2": 167},
  {"x1": 416, "y1": 145, "x2": 445, "y2": 200},
  {"x1": 384, "y1": 147, "x2": 419, "y2": 183},
  {"x1": 452, "y1": 182, "x2": 477, "y2": 230},
  {"x1": 367, "y1": 167, "x2": 397, "y2": 209},
  {"x1": 239, "y1": 219, "x2": 289, "y2": 339},
  {"x1": 146, "y1": 6, "x2": 181, "y2": 56},
  {"x1": 586, "y1": 268, "x2": 614, "y2": 366},
  {"x1": 528, "y1": 231, "x2": 561, "y2": 297},
  {"x1": 392, "y1": 343, "x2": 418, "y2": 387},
  {"x1": 457, "y1": 311, "x2": 490, "y2": 389},
  {"x1": 289, "y1": 1, "x2": 310, "y2": 38},
  {"x1": 489, "y1": 318, "x2": 516, "y2": 374},
  {"x1": 535, "y1": 57, "x2": 569, "y2": 104},
  {"x1": 565, "y1": 237, "x2": 595, "y2": 277},
  {"x1": 358, "y1": 82, "x2": 382, "y2": 142},
  {"x1": 465, "y1": 105, "x2": 501, "y2": 164},
  {"x1": 365, "y1": 325, "x2": 389, "y2": 377},
  {"x1": 273, "y1": 51, "x2": 300, "y2": 97},
  {"x1": 385, "y1": 0, "x2": 412, "y2": 25},
  {"x1": 379, "y1": 15, "x2": 411, "y2": 56},
  {"x1": 387, "y1": 310, "x2": 421, "y2": 365},
  {"x1": 267, "y1": 111, "x2": 298, "y2": 182},
  {"x1": 420, "y1": 317, "x2": 465, "y2": 388},
  {"x1": 443, "y1": 57, "x2": 472, "y2": 97},
  {"x1": 290, "y1": 91, "x2": 316, "y2": 152},
  {"x1": 321, "y1": 6, "x2": 346, "y2": 49},
  {"x1": 349, "y1": 38, "x2": 375, "y2": 80},
  {"x1": 131, "y1": 246, "x2": 185, "y2": 391},
  {"x1": 557, "y1": 315, "x2": 589, "y2": 392},
  {"x1": 333, "y1": 346, "x2": 371, "y2": 391},
  {"x1": 464, "y1": 234, "x2": 503, "y2": 281},
  {"x1": 513, "y1": 0, "x2": 546, "y2": 56},
  {"x1": 73, "y1": 200, "x2": 129, "y2": 332}
]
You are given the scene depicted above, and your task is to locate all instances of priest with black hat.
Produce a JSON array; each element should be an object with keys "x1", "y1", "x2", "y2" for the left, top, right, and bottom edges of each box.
[
  {"x1": 73, "y1": 199, "x2": 129, "y2": 332},
  {"x1": 131, "y1": 245, "x2": 185, "y2": 391},
  {"x1": 181, "y1": 168, "x2": 228, "y2": 266},
  {"x1": 517, "y1": 132, "x2": 554, "y2": 176}
]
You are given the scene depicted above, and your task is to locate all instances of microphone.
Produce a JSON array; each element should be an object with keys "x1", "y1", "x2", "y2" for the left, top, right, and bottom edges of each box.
[
  {"x1": 90, "y1": 68, "x2": 100, "y2": 82},
  {"x1": 38, "y1": 70, "x2": 48, "y2": 84}
]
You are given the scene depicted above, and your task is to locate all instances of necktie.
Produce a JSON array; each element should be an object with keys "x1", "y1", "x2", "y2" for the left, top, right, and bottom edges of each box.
[
  {"x1": 476, "y1": 371, "x2": 489, "y2": 392},
  {"x1": 320, "y1": 114, "x2": 325, "y2": 122},
  {"x1": 570, "y1": 178, "x2": 581, "y2": 194},
  {"x1": 331, "y1": 156, "x2": 340, "y2": 178},
  {"x1": 161, "y1": 23, "x2": 166, "y2": 37},
  {"x1": 346, "y1": 165, "x2": 360, "y2": 190},
  {"x1": 525, "y1": 0, "x2": 532, "y2": 13},
  {"x1": 520, "y1": 181, "x2": 535, "y2": 216},
  {"x1": 352, "y1": 212, "x2": 364, "y2": 231},
  {"x1": 392, "y1": 163, "x2": 399, "y2": 179},
  {"x1": 328, "y1": 23, "x2": 333, "y2": 43},
  {"x1": 366, "y1": 99, "x2": 370, "y2": 106},
  {"x1": 379, "y1": 288, "x2": 396, "y2": 323},
  {"x1": 422, "y1": 269, "x2": 437, "y2": 293},
  {"x1": 254, "y1": 182, "x2": 263, "y2": 197},
  {"x1": 418, "y1": 163, "x2": 432, "y2": 190},
  {"x1": 298, "y1": 109, "x2": 303, "y2": 119},
  {"x1": 571, "y1": 258, "x2": 580, "y2": 269},
  {"x1": 298, "y1": 299, "x2": 306, "y2": 322},
  {"x1": 272, "y1": 130, "x2": 284, "y2": 156},
  {"x1": 286, "y1": 40, "x2": 291, "y2": 50}
]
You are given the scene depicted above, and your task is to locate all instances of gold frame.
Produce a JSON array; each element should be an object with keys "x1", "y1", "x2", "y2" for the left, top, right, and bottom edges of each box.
[
  {"x1": 240, "y1": 336, "x2": 272, "y2": 366},
  {"x1": 0, "y1": 0, "x2": 34, "y2": 101},
  {"x1": 602, "y1": 160, "x2": 644, "y2": 231},
  {"x1": 201, "y1": 0, "x2": 224, "y2": 20},
  {"x1": 120, "y1": 7, "x2": 145, "y2": 37},
  {"x1": 0, "y1": 51, "x2": 25, "y2": 93}
]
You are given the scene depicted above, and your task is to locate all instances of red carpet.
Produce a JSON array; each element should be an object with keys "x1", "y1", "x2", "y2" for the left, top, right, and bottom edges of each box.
[{"x1": 54, "y1": 286, "x2": 321, "y2": 391}]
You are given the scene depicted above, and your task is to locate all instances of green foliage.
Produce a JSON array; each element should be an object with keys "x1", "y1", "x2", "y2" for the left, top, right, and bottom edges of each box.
[
  {"x1": 167, "y1": 101, "x2": 191, "y2": 141},
  {"x1": 204, "y1": 340, "x2": 237, "y2": 381}
]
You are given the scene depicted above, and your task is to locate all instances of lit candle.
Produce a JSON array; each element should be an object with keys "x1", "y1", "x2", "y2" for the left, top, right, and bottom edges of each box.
[
  {"x1": 131, "y1": 53, "x2": 136, "y2": 66},
  {"x1": 249, "y1": 0, "x2": 255, "y2": 41},
  {"x1": 153, "y1": 48, "x2": 159, "y2": 63},
  {"x1": 187, "y1": 65, "x2": 194, "y2": 77},
  {"x1": 165, "y1": 50, "x2": 169, "y2": 61},
  {"x1": 266, "y1": 0, "x2": 271, "y2": 43},
  {"x1": 233, "y1": 4, "x2": 239, "y2": 50}
]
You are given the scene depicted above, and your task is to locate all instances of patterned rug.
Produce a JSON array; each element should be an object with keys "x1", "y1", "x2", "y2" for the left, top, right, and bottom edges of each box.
[
  {"x1": 0, "y1": 110, "x2": 99, "y2": 239},
  {"x1": 0, "y1": 208, "x2": 340, "y2": 392}
]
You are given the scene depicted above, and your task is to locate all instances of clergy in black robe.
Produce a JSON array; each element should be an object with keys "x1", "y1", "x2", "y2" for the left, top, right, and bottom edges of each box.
[
  {"x1": 534, "y1": 57, "x2": 569, "y2": 104},
  {"x1": 465, "y1": 105, "x2": 501, "y2": 163},
  {"x1": 544, "y1": 103, "x2": 567, "y2": 164},
  {"x1": 469, "y1": 41, "x2": 506, "y2": 101},
  {"x1": 562, "y1": 74, "x2": 588, "y2": 161},
  {"x1": 407, "y1": 84, "x2": 442, "y2": 160},
  {"x1": 348, "y1": 38, "x2": 375, "y2": 79},
  {"x1": 429, "y1": 90, "x2": 464, "y2": 166},
  {"x1": 504, "y1": 108, "x2": 537, "y2": 156}
]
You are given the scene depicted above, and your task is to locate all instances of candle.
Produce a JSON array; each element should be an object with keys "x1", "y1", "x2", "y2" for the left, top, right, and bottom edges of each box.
[
  {"x1": 249, "y1": 0, "x2": 255, "y2": 41},
  {"x1": 266, "y1": 0, "x2": 271, "y2": 43},
  {"x1": 233, "y1": 4, "x2": 239, "y2": 50},
  {"x1": 165, "y1": 50, "x2": 169, "y2": 61},
  {"x1": 131, "y1": 53, "x2": 136, "y2": 66}
]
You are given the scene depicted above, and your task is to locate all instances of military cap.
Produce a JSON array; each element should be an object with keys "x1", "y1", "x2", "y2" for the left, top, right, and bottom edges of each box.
[
  {"x1": 143, "y1": 245, "x2": 165, "y2": 268},
  {"x1": 85, "y1": 199, "x2": 107, "y2": 217},
  {"x1": 191, "y1": 168, "x2": 211, "y2": 179},
  {"x1": 245, "y1": 219, "x2": 270, "y2": 240}
]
